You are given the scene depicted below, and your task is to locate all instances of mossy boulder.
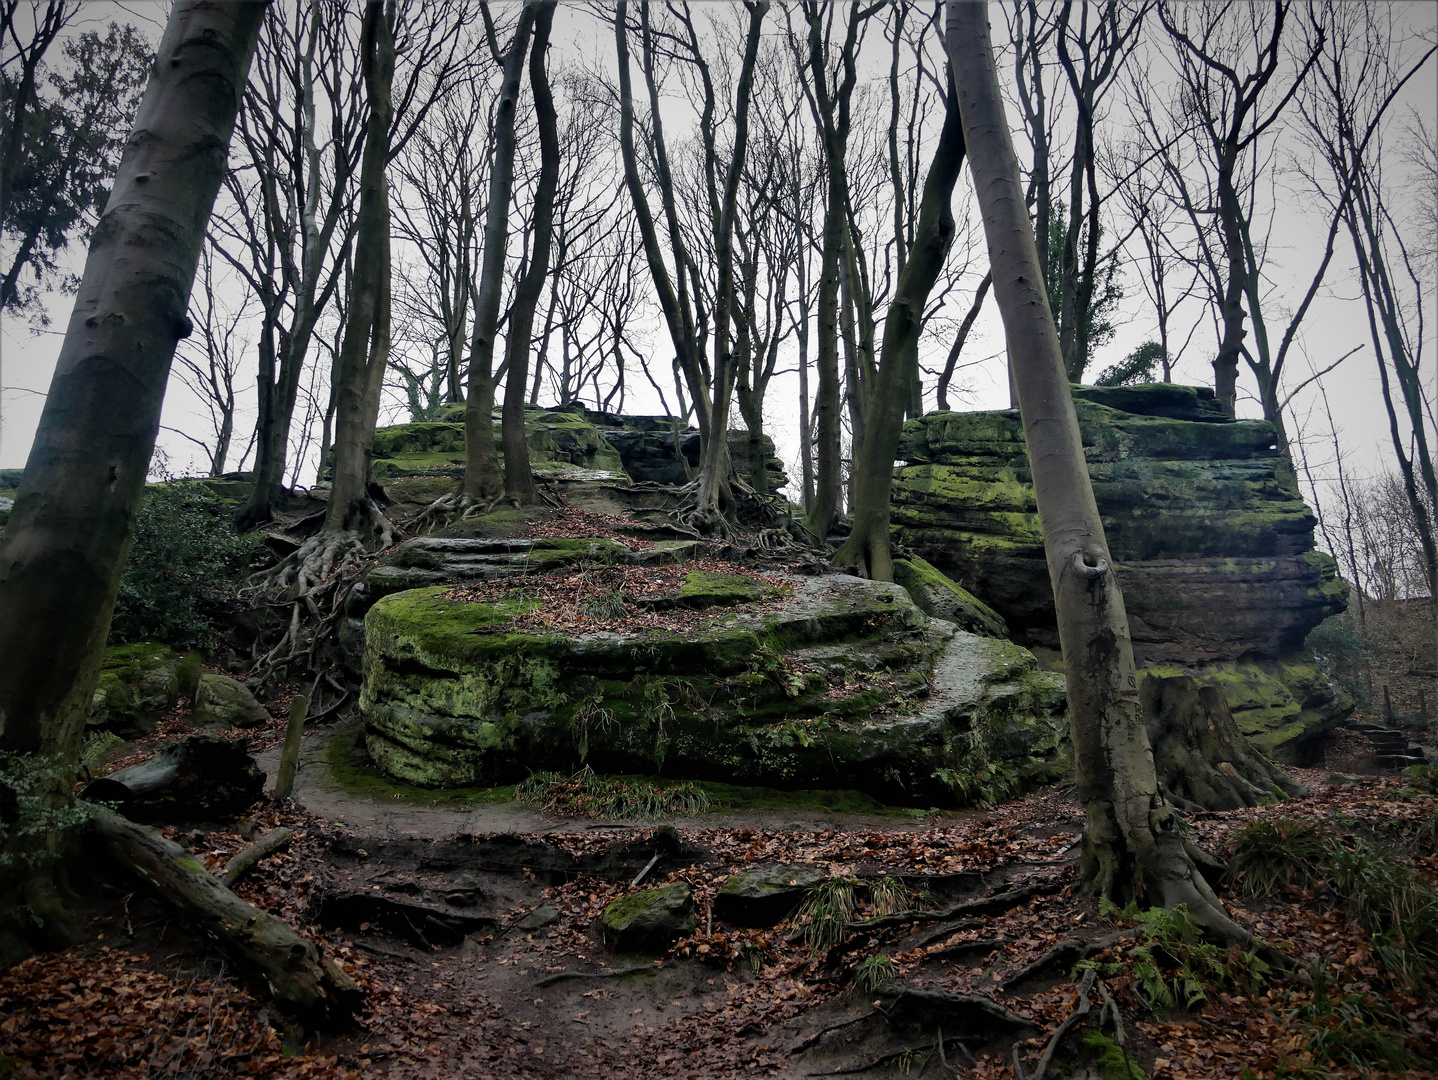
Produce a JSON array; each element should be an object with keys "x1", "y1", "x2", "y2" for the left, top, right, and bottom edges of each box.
[
  {"x1": 192, "y1": 673, "x2": 269, "y2": 729},
  {"x1": 365, "y1": 403, "x2": 629, "y2": 483},
  {"x1": 893, "y1": 384, "x2": 1347, "y2": 663},
  {"x1": 893, "y1": 557, "x2": 1006, "y2": 637},
  {"x1": 601, "y1": 882, "x2": 696, "y2": 953},
  {"x1": 359, "y1": 567, "x2": 1067, "y2": 804},
  {"x1": 714, "y1": 865, "x2": 828, "y2": 927},
  {"x1": 88, "y1": 642, "x2": 184, "y2": 737}
]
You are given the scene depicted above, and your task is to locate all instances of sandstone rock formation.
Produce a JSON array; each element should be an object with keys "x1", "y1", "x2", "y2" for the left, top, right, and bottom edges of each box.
[
  {"x1": 356, "y1": 551, "x2": 1066, "y2": 804},
  {"x1": 891, "y1": 383, "x2": 1350, "y2": 760}
]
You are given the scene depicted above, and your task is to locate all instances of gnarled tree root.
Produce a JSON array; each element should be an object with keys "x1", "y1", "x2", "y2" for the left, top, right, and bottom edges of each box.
[{"x1": 89, "y1": 807, "x2": 362, "y2": 1025}]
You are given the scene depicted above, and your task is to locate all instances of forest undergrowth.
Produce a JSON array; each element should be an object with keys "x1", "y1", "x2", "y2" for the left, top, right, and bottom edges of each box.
[{"x1": 1, "y1": 744, "x2": 1434, "y2": 1080}]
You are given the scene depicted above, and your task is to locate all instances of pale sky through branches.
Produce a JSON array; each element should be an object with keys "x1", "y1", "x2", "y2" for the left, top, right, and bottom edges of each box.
[{"x1": 1, "y1": 0, "x2": 1434, "y2": 517}]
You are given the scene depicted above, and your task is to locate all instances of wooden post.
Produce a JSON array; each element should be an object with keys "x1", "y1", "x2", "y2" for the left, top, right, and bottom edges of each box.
[
  {"x1": 1383, "y1": 684, "x2": 1394, "y2": 725},
  {"x1": 275, "y1": 694, "x2": 308, "y2": 800}
]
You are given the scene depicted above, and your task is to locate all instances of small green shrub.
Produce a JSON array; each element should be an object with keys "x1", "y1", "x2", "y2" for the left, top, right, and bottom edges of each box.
[
  {"x1": 794, "y1": 876, "x2": 859, "y2": 954},
  {"x1": 1100, "y1": 901, "x2": 1269, "y2": 1012},
  {"x1": 111, "y1": 483, "x2": 263, "y2": 648},
  {"x1": 1326, "y1": 839, "x2": 1438, "y2": 986},
  {"x1": 1288, "y1": 969, "x2": 1413, "y2": 1072},
  {"x1": 1227, "y1": 817, "x2": 1328, "y2": 897},
  {"x1": 852, "y1": 952, "x2": 897, "y2": 994},
  {"x1": 0, "y1": 754, "x2": 100, "y2": 874},
  {"x1": 932, "y1": 760, "x2": 1019, "y2": 808},
  {"x1": 1303, "y1": 617, "x2": 1373, "y2": 707},
  {"x1": 583, "y1": 591, "x2": 628, "y2": 620}
]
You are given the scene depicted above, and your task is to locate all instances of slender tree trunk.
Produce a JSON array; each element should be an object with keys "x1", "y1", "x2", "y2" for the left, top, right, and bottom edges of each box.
[
  {"x1": 501, "y1": 0, "x2": 559, "y2": 505},
  {"x1": 325, "y1": 0, "x2": 394, "y2": 535},
  {"x1": 936, "y1": 268, "x2": 990, "y2": 411},
  {"x1": 947, "y1": 0, "x2": 1250, "y2": 940},
  {"x1": 464, "y1": 4, "x2": 537, "y2": 501},
  {"x1": 834, "y1": 71, "x2": 965, "y2": 582},
  {"x1": 692, "y1": 2, "x2": 768, "y2": 528}
]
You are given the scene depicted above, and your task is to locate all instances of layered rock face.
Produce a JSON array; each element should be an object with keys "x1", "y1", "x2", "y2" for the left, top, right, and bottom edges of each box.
[
  {"x1": 358, "y1": 546, "x2": 1066, "y2": 804},
  {"x1": 361, "y1": 403, "x2": 788, "y2": 493},
  {"x1": 891, "y1": 384, "x2": 1350, "y2": 760}
]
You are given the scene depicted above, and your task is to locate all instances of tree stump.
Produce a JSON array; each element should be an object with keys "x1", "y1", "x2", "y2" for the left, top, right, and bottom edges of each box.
[{"x1": 1143, "y1": 674, "x2": 1308, "y2": 811}]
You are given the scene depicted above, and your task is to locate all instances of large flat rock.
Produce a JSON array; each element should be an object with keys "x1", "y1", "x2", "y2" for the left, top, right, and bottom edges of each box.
[{"x1": 359, "y1": 569, "x2": 1066, "y2": 804}]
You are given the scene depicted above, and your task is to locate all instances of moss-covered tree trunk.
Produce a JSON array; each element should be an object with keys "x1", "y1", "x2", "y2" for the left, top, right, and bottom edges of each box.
[
  {"x1": 834, "y1": 73, "x2": 965, "y2": 582},
  {"x1": 946, "y1": 0, "x2": 1250, "y2": 942},
  {"x1": 0, "y1": 0, "x2": 264, "y2": 943}
]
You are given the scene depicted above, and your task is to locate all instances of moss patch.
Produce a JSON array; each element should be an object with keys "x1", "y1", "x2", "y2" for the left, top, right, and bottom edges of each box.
[{"x1": 322, "y1": 720, "x2": 517, "y2": 806}]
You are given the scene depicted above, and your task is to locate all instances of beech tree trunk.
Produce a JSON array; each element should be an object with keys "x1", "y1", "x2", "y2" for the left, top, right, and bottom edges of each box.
[
  {"x1": 0, "y1": 1, "x2": 264, "y2": 760},
  {"x1": 0, "y1": 0, "x2": 263, "y2": 953},
  {"x1": 325, "y1": 0, "x2": 394, "y2": 536},
  {"x1": 500, "y1": 0, "x2": 559, "y2": 505},
  {"x1": 464, "y1": 4, "x2": 536, "y2": 502},
  {"x1": 1144, "y1": 676, "x2": 1308, "y2": 812},
  {"x1": 834, "y1": 74, "x2": 965, "y2": 582},
  {"x1": 946, "y1": 0, "x2": 1250, "y2": 942}
]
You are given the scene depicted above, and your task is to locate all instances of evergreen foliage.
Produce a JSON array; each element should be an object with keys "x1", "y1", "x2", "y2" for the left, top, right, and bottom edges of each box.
[{"x1": 110, "y1": 484, "x2": 262, "y2": 649}]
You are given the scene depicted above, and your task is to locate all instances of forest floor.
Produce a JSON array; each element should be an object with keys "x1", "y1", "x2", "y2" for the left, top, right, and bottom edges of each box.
[
  {"x1": 2, "y1": 501, "x2": 1436, "y2": 1080},
  {"x1": 1, "y1": 717, "x2": 1435, "y2": 1080}
]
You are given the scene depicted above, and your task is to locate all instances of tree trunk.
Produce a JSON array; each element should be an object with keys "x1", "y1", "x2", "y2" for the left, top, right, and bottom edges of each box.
[
  {"x1": 0, "y1": 1, "x2": 264, "y2": 762},
  {"x1": 89, "y1": 808, "x2": 361, "y2": 1024},
  {"x1": 946, "y1": 0, "x2": 1250, "y2": 942},
  {"x1": 464, "y1": 4, "x2": 537, "y2": 502},
  {"x1": 692, "y1": 1, "x2": 768, "y2": 529},
  {"x1": 834, "y1": 73, "x2": 966, "y2": 581},
  {"x1": 324, "y1": 0, "x2": 394, "y2": 536},
  {"x1": 501, "y1": 0, "x2": 559, "y2": 506},
  {"x1": 1143, "y1": 676, "x2": 1307, "y2": 812},
  {"x1": 936, "y1": 269, "x2": 990, "y2": 411}
]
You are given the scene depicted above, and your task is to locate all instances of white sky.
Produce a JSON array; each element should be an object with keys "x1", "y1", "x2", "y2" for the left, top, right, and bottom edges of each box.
[{"x1": 2, "y1": 1, "x2": 1435, "y2": 512}]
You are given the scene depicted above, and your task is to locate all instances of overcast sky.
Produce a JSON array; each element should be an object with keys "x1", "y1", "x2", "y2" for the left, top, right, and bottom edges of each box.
[{"x1": 2, "y1": 1, "x2": 1435, "y2": 512}]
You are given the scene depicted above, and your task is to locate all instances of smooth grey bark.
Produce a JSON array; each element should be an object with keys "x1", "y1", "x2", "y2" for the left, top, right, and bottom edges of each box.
[
  {"x1": 946, "y1": 0, "x2": 1250, "y2": 941},
  {"x1": 500, "y1": 0, "x2": 559, "y2": 505},
  {"x1": 0, "y1": 0, "x2": 264, "y2": 759}
]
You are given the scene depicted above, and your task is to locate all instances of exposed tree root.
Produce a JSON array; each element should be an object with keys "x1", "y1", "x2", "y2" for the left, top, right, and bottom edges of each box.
[
  {"x1": 242, "y1": 500, "x2": 398, "y2": 688},
  {"x1": 406, "y1": 489, "x2": 504, "y2": 535}
]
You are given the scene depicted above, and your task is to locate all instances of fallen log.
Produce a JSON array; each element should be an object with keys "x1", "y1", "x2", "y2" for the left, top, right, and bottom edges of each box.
[
  {"x1": 221, "y1": 827, "x2": 293, "y2": 887},
  {"x1": 83, "y1": 735, "x2": 264, "y2": 823},
  {"x1": 88, "y1": 807, "x2": 361, "y2": 1025}
]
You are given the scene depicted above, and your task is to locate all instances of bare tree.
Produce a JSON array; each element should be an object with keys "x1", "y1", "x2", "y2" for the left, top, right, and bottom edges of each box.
[
  {"x1": 1155, "y1": 0, "x2": 1325, "y2": 419},
  {"x1": 175, "y1": 242, "x2": 254, "y2": 475},
  {"x1": 947, "y1": 0, "x2": 1257, "y2": 943}
]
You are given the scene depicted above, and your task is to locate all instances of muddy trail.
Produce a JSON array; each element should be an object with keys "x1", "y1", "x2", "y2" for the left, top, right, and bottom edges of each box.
[{"x1": 3, "y1": 714, "x2": 1437, "y2": 1080}]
